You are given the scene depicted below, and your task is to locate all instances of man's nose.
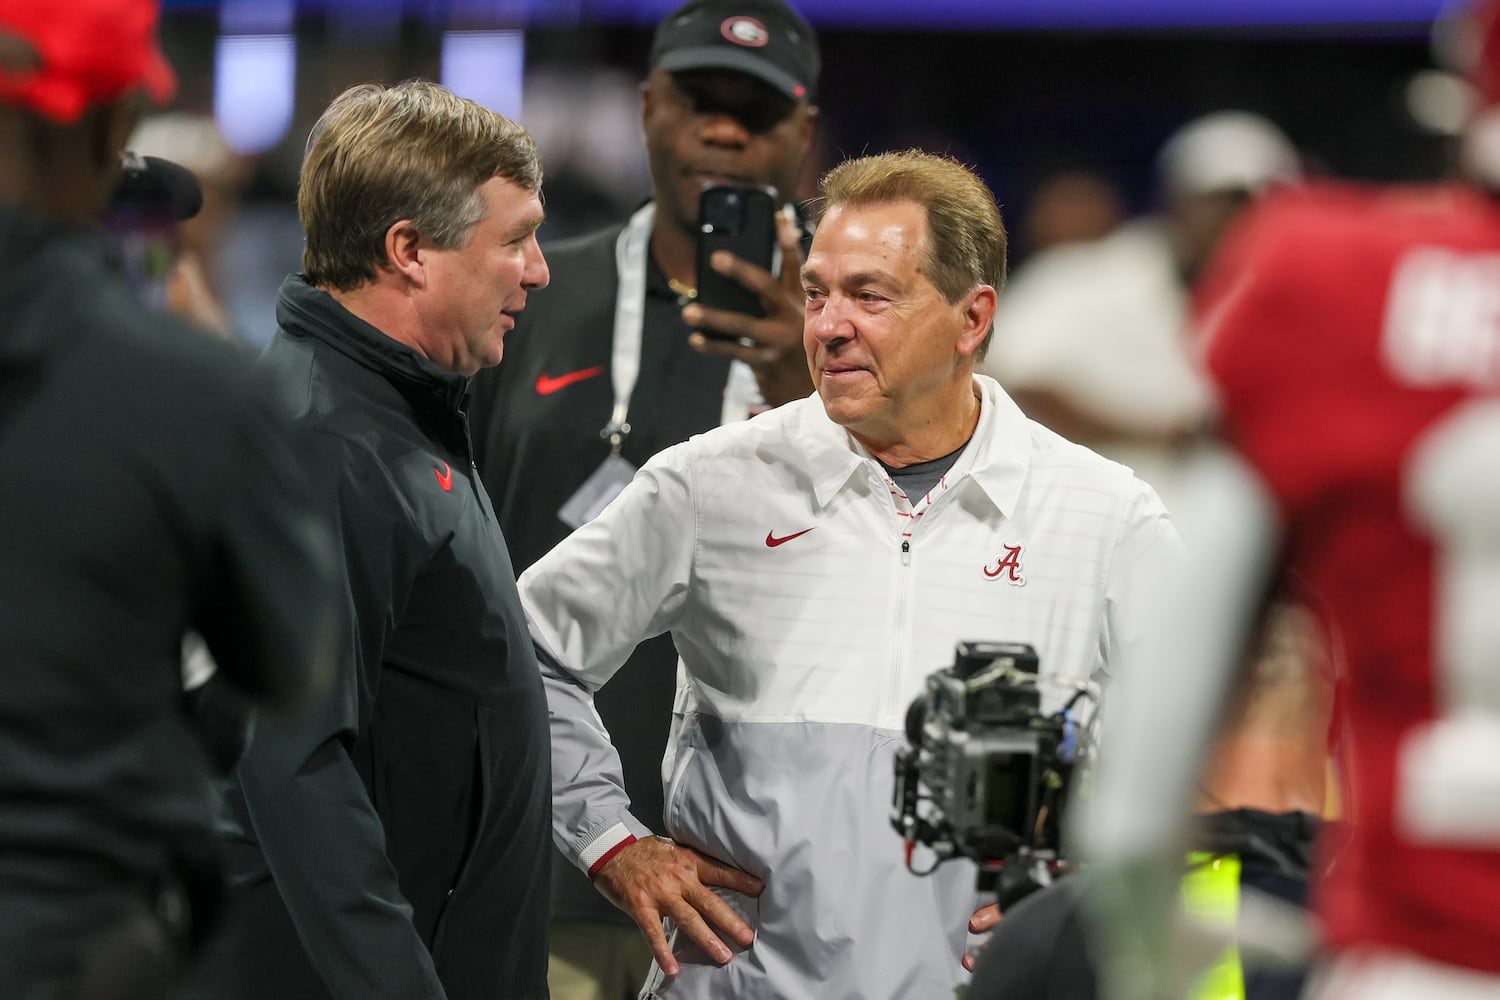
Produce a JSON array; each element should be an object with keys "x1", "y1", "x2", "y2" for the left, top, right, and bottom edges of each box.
[
  {"x1": 524, "y1": 236, "x2": 549, "y2": 290},
  {"x1": 810, "y1": 294, "x2": 853, "y2": 345},
  {"x1": 698, "y1": 111, "x2": 751, "y2": 148}
]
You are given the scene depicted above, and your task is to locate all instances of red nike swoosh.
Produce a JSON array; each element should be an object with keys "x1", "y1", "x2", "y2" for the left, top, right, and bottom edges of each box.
[
  {"x1": 766, "y1": 527, "x2": 815, "y2": 547},
  {"x1": 536, "y1": 366, "x2": 605, "y2": 396},
  {"x1": 435, "y1": 462, "x2": 453, "y2": 492}
]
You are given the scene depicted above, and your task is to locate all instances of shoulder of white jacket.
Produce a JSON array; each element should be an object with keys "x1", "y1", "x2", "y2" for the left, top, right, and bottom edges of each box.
[{"x1": 662, "y1": 395, "x2": 822, "y2": 461}]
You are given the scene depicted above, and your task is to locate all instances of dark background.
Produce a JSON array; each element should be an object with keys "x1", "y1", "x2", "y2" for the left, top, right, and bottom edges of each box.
[
  {"x1": 147, "y1": 3, "x2": 1458, "y2": 339},
  {"x1": 158, "y1": 10, "x2": 1452, "y2": 244}
]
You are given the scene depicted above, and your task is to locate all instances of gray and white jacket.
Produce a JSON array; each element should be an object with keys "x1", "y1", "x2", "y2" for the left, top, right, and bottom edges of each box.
[{"x1": 520, "y1": 374, "x2": 1179, "y2": 999}]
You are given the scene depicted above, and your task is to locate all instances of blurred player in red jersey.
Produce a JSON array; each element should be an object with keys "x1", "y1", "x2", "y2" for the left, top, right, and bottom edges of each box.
[{"x1": 1080, "y1": 1, "x2": 1500, "y2": 996}]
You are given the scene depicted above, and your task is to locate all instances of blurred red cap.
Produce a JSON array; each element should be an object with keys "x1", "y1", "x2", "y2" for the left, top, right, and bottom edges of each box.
[{"x1": 0, "y1": 0, "x2": 175, "y2": 124}]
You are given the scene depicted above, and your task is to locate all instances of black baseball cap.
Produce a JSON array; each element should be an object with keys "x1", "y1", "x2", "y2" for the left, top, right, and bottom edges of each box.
[
  {"x1": 109, "y1": 151, "x2": 203, "y2": 222},
  {"x1": 649, "y1": 0, "x2": 820, "y2": 104}
]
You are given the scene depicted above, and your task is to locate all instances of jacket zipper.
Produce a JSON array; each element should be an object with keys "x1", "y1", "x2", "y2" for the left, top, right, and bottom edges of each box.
[{"x1": 889, "y1": 537, "x2": 914, "y2": 717}]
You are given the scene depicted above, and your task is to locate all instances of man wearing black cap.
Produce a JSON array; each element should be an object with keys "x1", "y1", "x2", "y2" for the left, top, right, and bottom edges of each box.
[
  {"x1": 467, "y1": 3, "x2": 818, "y2": 997},
  {"x1": 101, "y1": 152, "x2": 204, "y2": 311},
  {"x1": 0, "y1": 2, "x2": 333, "y2": 998}
]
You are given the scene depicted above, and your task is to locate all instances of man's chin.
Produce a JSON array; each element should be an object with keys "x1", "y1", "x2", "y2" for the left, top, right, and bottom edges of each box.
[
  {"x1": 817, "y1": 391, "x2": 865, "y2": 428},
  {"x1": 475, "y1": 334, "x2": 507, "y2": 371}
]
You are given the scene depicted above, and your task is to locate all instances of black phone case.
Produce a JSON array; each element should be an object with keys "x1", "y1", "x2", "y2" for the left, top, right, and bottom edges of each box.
[{"x1": 696, "y1": 185, "x2": 778, "y2": 331}]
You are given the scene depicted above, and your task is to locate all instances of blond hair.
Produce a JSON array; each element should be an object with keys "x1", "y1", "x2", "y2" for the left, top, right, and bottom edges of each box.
[
  {"x1": 819, "y1": 150, "x2": 1007, "y2": 355},
  {"x1": 299, "y1": 79, "x2": 540, "y2": 291}
]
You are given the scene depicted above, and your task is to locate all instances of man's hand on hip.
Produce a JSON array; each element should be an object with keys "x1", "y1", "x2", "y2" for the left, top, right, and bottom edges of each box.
[{"x1": 592, "y1": 836, "x2": 764, "y2": 977}]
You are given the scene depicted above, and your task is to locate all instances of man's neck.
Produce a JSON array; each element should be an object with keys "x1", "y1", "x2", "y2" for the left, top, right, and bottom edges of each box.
[
  {"x1": 0, "y1": 111, "x2": 102, "y2": 225},
  {"x1": 324, "y1": 282, "x2": 431, "y2": 360},
  {"x1": 649, "y1": 205, "x2": 698, "y2": 290},
  {"x1": 856, "y1": 379, "x2": 982, "y2": 469}
]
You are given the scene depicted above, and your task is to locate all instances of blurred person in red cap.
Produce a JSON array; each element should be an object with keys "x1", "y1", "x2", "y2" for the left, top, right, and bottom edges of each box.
[
  {"x1": 1080, "y1": 1, "x2": 1500, "y2": 997},
  {"x1": 0, "y1": 2, "x2": 335, "y2": 999},
  {"x1": 466, "y1": 2, "x2": 818, "y2": 997}
]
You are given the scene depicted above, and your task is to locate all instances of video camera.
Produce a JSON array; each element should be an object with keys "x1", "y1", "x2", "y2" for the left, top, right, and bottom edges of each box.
[{"x1": 891, "y1": 641, "x2": 1095, "y2": 906}]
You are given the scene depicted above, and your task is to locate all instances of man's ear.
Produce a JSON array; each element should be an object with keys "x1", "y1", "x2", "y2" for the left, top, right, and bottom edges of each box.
[
  {"x1": 78, "y1": 97, "x2": 142, "y2": 221},
  {"x1": 99, "y1": 98, "x2": 141, "y2": 171},
  {"x1": 956, "y1": 284, "x2": 998, "y2": 357},
  {"x1": 0, "y1": 30, "x2": 42, "y2": 79},
  {"x1": 384, "y1": 219, "x2": 426, "y2": 288},
  {"x1": 798, "y1": 104, "x2": 820, "y2": 159},
  {"x1": 639, "y1": 76, "x2": 655, "y2": 132}
]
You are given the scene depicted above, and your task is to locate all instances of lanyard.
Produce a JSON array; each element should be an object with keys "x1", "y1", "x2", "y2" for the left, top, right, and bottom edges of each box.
[
  {"x1": 606, "y1": 202, "x2": 762, "y2": 455},
  {"x1": 604, "y1": 203, "x2": 654, "y2": 454}
]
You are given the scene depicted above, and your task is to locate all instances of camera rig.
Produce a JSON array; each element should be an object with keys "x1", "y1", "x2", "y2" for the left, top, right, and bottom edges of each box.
[{"x1": 891, "y1": 641, "x2": 1098, "y2": 907}]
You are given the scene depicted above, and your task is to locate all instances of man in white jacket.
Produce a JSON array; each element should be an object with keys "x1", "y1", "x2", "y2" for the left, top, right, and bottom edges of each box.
[{"x1": 520, "y1": 149, "x2": 1180, "y2": 999}]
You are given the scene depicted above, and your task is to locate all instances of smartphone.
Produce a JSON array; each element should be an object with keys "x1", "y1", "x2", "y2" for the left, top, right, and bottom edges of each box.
[{"x1": 696, "y1": 185, "x2": 779, "y2": 334}]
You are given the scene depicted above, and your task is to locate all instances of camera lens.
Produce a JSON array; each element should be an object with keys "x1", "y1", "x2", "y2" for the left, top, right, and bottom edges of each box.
[{"x1": 701, "y1": 188, "x2": 745, "y2": 235}]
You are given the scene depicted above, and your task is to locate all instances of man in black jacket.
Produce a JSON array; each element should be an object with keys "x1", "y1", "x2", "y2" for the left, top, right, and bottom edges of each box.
[
  {"x1": 0, "y1": 3, "x2": 334, "y2": 999},
  {"x1": 183, "y1": 81, "x2": 552, "y2": 1000},
  {"x1": 468, "y1": 4, "x2": 817, "y2": 995}
]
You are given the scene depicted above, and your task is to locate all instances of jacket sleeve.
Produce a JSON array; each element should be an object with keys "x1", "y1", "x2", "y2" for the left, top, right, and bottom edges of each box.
[
  {"x1": 194, "y1": 364, "x2": 338, "y2": 705},
  {"x1": 519, "y1": 447, "x2": 697, "y2": 874},
  {"x1": 1085, "y1": 448, "x2": 1280, "y2": 862},
  {"x1": 1098, "y1": 474, "x2": 1183, "y2": 687},
  {"x1": 235, "y1": 438, "x2": 447, "y2": 999}
]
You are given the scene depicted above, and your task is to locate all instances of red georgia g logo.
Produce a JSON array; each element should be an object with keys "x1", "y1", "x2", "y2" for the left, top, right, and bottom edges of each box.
[
  {"x1": 983, "y1": 544, "x2": 1025, "y2": 585},
  {"x1": 721, "y1": 16, "x2": 770, "y2": 47}
]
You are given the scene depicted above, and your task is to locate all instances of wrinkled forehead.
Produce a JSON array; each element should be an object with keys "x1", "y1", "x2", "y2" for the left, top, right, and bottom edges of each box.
[
  {"x1": 815, "y1": 200, "x2": 929, "y2": 250},
  {"x1": 805, "y1": 202, "x2": 933, "y2": 281}
]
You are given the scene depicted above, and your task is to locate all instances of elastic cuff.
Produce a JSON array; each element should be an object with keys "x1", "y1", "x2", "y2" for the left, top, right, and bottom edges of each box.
[{"x1": 582, "y1": 822, "x2": 637, "y2": 877}]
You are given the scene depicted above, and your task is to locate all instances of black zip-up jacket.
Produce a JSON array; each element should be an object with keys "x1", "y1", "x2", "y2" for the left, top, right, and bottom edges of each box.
[
  {"x1": 200, "y1": 276, "x2": 550, "y2": 1000},
  {"x1": 0, "y1": 207, "x2": 332, "y2": 995}
]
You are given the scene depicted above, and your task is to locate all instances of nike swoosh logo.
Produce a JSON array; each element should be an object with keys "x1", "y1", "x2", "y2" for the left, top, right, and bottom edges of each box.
[
  {"x1": 536, "y1": 366, "x2": 605, "y2": 396},
  {"x1": 765, "y1": 528, "x2": 815, "y2": 548},
  {"x1": 435, "y1": 462, "x2": 453, "y2": 492}
]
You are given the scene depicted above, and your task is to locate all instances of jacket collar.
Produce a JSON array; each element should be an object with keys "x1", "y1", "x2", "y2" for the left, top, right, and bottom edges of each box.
[
  {"x1": 799, "y1": 373, "x2": 1031, "y2": 518},
  {"x1": 274, "y1": 273, "x2": 471, "y2": 417}
]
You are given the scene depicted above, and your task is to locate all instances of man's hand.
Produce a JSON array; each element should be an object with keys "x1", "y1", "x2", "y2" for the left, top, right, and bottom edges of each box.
[
  {"x1": 592, "y1": 836, "x2": 765, "y2": 977},
  {"x1": 961, "y1": 901, "x2": 1002, "y2": 972},
  {"x1": 682, "y1": 209, "x2": 813, "y2": 407}
]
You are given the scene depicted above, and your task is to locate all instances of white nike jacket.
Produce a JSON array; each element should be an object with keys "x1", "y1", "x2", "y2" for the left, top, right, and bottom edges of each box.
[{"x1": 520, "y1": 375, "x2": 1178, "y2": 999}]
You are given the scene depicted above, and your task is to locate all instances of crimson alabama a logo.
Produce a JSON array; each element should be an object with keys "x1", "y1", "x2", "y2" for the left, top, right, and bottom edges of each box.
[{"x1": 983, "y1": 544, "x2": 1025, "y2": 585}]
